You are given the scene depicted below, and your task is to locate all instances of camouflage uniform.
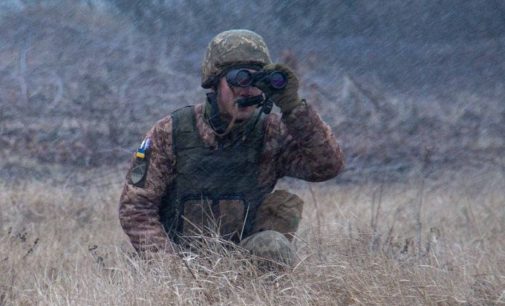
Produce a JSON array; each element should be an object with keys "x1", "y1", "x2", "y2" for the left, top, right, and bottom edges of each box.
[{"x1": 119, "y1": 30, "x2": 344, "y2": 265}]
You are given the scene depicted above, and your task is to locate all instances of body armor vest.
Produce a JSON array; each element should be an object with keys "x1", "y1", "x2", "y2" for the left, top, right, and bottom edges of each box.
[{"x1": 160, "y1": 106, "x2": 272, "y2": 244}]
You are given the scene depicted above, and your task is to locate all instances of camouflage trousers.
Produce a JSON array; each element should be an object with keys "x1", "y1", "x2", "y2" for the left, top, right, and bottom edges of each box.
[
  {"x1": 178, "y1": 190, "x2": 303, "y2": 268},
  {"x1": 253, "y1": 190, "x2": 304, "y2": 242}
]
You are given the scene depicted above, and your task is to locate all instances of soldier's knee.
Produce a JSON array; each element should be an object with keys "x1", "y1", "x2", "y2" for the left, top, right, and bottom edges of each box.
[
  {"x1": 253, "y1": 190, "x2": 304, "y2": 241},
  {"x1": 240, "y1": 230, "x2": 295, "y2": 268}
]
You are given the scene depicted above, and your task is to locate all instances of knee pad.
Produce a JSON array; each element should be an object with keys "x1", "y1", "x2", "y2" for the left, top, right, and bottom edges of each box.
[{"x1": 240, "y1": 230, "x2": 295, "y2": 267}]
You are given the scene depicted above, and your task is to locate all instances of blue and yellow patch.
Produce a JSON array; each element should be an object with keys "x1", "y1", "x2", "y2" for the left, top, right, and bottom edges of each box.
[
  {"x1": 130, "y1": 138, "x2": 151, "y2": 186},
  {"x1": 135, "y1": 138, "x2": 151, "y2": 159}
]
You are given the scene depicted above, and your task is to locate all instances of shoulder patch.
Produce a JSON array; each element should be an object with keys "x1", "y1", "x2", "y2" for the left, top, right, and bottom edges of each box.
[
  {"x1": 130, "y1": 138, "x2": 151, "y2": 186},
  {"x1": 130, "y1": 158, "x2": 148, "y2": 185}
]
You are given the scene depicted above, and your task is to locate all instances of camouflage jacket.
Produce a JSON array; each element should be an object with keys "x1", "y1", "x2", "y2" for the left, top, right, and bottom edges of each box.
[{"x1": 119, "y1": 102, "x2": 344, "y2": 255}]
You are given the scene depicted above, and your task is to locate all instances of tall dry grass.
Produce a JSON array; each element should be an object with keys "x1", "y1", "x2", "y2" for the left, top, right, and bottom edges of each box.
[{"x1": 1, "y1": 166, "x2": 504, "y2": 305}]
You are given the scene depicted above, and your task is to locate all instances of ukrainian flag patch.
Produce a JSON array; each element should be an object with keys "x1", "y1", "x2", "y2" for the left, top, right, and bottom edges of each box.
[{"x1": 135, "y1": 138, "x2": 151, "y2": 159}]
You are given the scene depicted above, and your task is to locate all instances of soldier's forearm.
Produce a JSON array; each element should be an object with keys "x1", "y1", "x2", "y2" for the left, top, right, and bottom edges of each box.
[
  {"x1": 281, "y1": 102, "x2": 344, "y2": 181},
  {"x1": 119, "y1": 214, "x2": 173, "y2": 254},
  {"x1": 131, "y1": 235, "x2": 177, "y2": 259},
  {"x1": 119, "y1": 183, "x2": 175, "y2": 257}
]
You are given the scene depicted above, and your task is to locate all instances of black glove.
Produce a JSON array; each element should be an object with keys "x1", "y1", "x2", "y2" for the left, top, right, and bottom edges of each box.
[{"x1": 255, "y1": 64, "x2": 302, "y2": 114}]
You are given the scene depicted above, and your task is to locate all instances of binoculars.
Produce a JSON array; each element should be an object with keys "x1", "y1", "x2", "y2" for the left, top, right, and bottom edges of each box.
[{"x1": 226, "y1": 68, "x2": 288, "y2": 90}]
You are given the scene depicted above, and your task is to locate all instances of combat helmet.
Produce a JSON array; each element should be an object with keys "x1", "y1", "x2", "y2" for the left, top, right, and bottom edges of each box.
[{"x1": 201, "y1": 29, "x2": 272, "y2": 89}]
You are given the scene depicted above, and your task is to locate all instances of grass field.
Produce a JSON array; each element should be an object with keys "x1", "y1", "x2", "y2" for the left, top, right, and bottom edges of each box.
[
  {"x1": 1, "y1": 164, "x2": 504, "y2": 305},
  {"x1": 1, "y1": 2, "x2": 504, "y2": 305}
]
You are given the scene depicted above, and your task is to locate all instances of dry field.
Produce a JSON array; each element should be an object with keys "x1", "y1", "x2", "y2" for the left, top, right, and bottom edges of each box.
[
  {"x1": 1, "y1": 2, "x2": 504, "y2": 305},
  {"x1": 0, "y1": 164, "x2": 504, "y2": 305}
]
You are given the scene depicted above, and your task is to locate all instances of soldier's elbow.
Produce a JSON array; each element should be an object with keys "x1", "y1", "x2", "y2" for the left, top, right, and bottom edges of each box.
[
  {"x1": 309, "y1": 155, "x2": 344, "y2": 182},
  {"x1": 331, "y1": 155, "x2": 345, "y2": 177}
]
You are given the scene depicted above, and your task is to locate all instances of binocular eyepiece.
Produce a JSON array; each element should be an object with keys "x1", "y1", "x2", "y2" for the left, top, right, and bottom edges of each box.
[{"x1": 226, "y1": 69, "x2": 288, "y2": 90}]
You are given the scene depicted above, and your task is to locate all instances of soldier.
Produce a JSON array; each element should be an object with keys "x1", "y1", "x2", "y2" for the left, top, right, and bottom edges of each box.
[{"x1": 119, "y1": 29, "x2": 344, "y2": 267}]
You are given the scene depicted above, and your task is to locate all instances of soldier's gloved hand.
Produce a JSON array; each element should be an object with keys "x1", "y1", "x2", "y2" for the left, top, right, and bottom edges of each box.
[{"x1": 256, "y1": 64, "x2": 303, "y2": 114}]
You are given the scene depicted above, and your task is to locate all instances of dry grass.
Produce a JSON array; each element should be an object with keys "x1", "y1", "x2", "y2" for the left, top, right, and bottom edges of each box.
[{"x1": 1, "y1": 166, "x2": 504, "y2": 305}]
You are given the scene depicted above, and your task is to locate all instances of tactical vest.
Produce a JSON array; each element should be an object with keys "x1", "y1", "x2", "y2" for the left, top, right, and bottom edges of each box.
[{"x1": 160, "y1": 106, "x2": 272, "y2": 244}]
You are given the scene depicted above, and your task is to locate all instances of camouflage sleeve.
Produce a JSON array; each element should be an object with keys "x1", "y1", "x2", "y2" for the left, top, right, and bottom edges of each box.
[
  {"x1": 275, "y1": 102, "x2": 344, "y2": 181},
  {"x1": 118, "y1": 116, "x2": 176, "y2": 257}
]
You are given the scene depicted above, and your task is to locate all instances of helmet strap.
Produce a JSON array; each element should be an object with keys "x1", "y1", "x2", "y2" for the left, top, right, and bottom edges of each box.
[{"x1": 205, "y1": 92, "x2": 237, "y2": 138}]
